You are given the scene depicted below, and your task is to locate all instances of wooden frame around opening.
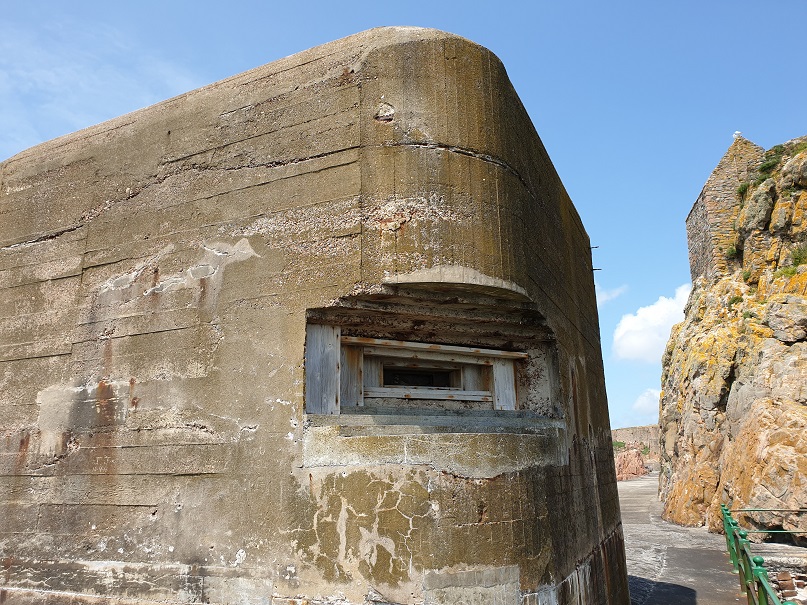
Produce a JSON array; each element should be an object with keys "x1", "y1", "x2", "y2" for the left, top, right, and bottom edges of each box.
[{"x1": 305, "y1": 325, "x2": 527, "y2": 415}]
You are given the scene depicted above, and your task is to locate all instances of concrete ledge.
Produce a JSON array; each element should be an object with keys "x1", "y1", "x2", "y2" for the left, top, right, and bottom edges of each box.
[
  {"x1": 383, "y1": 265, "x2": 531, "y2": 301},
  {"x1": 302, "y1": 422, "x2": 567, "y2": 478}
]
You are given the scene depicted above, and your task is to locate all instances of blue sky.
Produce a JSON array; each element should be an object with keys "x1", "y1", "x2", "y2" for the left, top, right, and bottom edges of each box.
[{"x1": 3, "y1": 1, "x2": 806, "y2": 429}]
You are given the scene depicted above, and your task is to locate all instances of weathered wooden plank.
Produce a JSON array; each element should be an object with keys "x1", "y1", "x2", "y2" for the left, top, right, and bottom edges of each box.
[
  {"x1": 363, "y1": 356, "x2": 383, "y2": 387},
  {"x1": 493, "y1": 359, "x2": 517, "y2": 410},
  {"x1": 363, "y1": 346, "x2": 492, "y2": 365},
  {"x1": 340, "y1": 345, "x2": 363, "y2": 408},
  {"x1": 376, "y1": 357, "x2": 462, "y2": 371},
  {"x1": 364, "y1": 387, "x2": 492, "y2": 401},
  {"x1": 462, "y1": 364, "x2": 492, "y2": 392},
  {"x1": 305, "y1": 324, "x2": 340, "y2": 414},
  {"x1": 341, "y1": 336, "x2": 528, "y2": 359}
]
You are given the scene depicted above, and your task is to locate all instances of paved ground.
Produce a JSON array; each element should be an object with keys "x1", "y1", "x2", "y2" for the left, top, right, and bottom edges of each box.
[
  {"x1": 619, "y1": 472, "x2": 807, "y2": 604},
  {"x1": 619, "y1": 473, "x2": 744, "y2": 605}
]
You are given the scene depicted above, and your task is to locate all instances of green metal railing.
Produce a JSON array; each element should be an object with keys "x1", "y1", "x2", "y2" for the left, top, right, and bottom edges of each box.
[{"x1": 720, "y1": 504, "x2": 804, "y2": 605}]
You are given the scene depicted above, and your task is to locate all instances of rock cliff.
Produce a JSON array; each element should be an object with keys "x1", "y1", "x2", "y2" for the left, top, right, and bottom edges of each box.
[
  {"x1": 614, "y1": 449, "x2": 649, "y2": 482},
  {"x1": 659, "y1": 135, "x2": 807, "y2": 544}
]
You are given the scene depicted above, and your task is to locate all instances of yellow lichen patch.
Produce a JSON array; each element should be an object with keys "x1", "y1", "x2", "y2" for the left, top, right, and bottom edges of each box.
[
  {"x1": 709, "y1": 400, "x2": 807, "y2": 534},
  {"x1": 766, "y1": 239, "x2": 782, "y2": 264},
  {"x1": 783, "y1": 268, "x2": 807, "y2": 295},
  {"x1": 743, "y1": 321, "x2": 774, "y2": 340},
  {"x1": 791, "y1": 191, "x2": 807, "y2": 235}
]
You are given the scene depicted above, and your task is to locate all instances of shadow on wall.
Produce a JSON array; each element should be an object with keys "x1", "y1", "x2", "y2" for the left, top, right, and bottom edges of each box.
[{"x1": 629, "y1": 575, "x2": 696, "y2": 605}]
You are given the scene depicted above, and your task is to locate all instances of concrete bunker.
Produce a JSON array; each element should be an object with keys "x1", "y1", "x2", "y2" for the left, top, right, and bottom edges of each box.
[{"x1": 0, "y1": 27, "x2": 628, "y2": 605}]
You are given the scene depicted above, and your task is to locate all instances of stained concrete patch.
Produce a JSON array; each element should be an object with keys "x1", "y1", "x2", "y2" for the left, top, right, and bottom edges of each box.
[{"x1": 423, "y1": 565, "x2": 520, "y2": 605}]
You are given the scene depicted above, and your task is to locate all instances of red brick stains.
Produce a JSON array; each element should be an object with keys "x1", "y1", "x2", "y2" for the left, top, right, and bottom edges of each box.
[
  {"x1": 1, "y1": 556, "x2": 12, "y2": 603},
  {"x1": 92, "y1": 380, "x2": 118, "y2": 476},
  {"x1": 585, "y1": 528, "x2": 628, "y2": 604},
  {"x1": 56, "y1": 432, "x2": 78, "y2": 464},
  {"x1": 96, "y1": 380, "x2": 117, "y2": 427},
  {"x1": 198, "y1": 276, "x2": 208, "y2": 305},
  {"x1": 15, "y1": 431, "x2": 30, "y2": 473},
  {"x1": 128, "y1": 377, "x2": 139, "y2": 409}
]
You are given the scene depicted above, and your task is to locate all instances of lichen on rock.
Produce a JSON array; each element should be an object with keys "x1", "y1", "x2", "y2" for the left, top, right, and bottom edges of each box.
[{"x1": 660, "y1": 135, "x2": 807, "y2": 544}]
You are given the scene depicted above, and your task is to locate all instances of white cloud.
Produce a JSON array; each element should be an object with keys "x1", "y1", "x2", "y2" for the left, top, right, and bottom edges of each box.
[
  {"x1": 595, "y1": 282, "x2": 627, "y2": 307},
  {"x1": 616, "y1": 388, "x2": 661, "y2": 427},
  {"x1": 612, "y1": 283, "x2": 690, "y2": 363},
  {"x1": 632, "y1": 388, "x2": 660, "y2": 414}
]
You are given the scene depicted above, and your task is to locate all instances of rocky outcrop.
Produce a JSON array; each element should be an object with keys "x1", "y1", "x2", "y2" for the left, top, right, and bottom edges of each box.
[
  {"x1": 660, "y1": 135, "x2": 807, "y2": 544},
  {"x1": 615, "y1": 449, "x2": 649, "y2": 481},
  {"x1": 612, "y1": 426, "x2": 659, "y2": 480}
]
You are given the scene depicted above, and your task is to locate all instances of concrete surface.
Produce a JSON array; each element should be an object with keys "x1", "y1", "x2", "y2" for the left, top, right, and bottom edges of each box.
[
  {"x1": 619, "y1": 473, "x2": 741, "y2": 605},
  {"x1": 621, "y1": 472, "x2": 807, "y2": 605},
  {"x1": 0, "y1": 26, "x2": 629, "y2": 605}
]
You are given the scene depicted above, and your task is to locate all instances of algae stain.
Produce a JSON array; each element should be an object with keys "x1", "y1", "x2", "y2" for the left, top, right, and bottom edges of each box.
[{"x1": 292, "y1": 469, "x2": 435, "y2": 587}]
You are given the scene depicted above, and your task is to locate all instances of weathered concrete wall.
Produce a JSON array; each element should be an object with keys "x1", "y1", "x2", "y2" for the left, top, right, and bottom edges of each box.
[{"x1": 0, "y1": 27, "x2": 628, "y2": 604}]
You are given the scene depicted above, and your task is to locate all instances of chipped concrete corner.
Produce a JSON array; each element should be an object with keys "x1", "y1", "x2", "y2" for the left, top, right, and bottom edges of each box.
[{"x1": 0, "y1": 27, "x2": 628, "y2": 605}]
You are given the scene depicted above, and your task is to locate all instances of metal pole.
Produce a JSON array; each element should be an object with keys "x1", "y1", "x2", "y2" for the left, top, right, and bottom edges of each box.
[
  {"x1": 752, "y1": 556, "x2": 769, "y2": 605},
  {"x1": 738, "y1": 531, "x2": 752, "y2": 597}
]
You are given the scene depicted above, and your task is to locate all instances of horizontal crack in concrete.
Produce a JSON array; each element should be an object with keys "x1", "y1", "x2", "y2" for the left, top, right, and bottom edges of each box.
[
  {"x1": 2, "y1": 225, "x2": 84, "y2": 251},
  {"x1": 2, "y1": 197, "x2": 125, "y2": 251},
  {"x1": 2, "y1": 141, "x2": 531, "y2": 251},
  {"x1": 384, "y1": 141, "x2": 535, "y2": 196}
]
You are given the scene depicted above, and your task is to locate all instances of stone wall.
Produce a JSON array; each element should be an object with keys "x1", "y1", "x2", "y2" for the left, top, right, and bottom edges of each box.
[
  {"x1": 685, "y1": 193, "x2": 710, "y2": 284},
  {"x1": 685, "y1": 137, "x2": 764, "y2": 282},
  {"x1": 0, "y1": 27, "x2": 628, "y2": 604},
  {"x1": 611, "y1": 425, "x2": 659, "y2": 456}
]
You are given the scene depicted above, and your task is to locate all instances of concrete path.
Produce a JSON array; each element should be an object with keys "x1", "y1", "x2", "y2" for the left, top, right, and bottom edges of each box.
[{"x1": 619, "y1": 473, "x2": 741, "y2": 605}]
